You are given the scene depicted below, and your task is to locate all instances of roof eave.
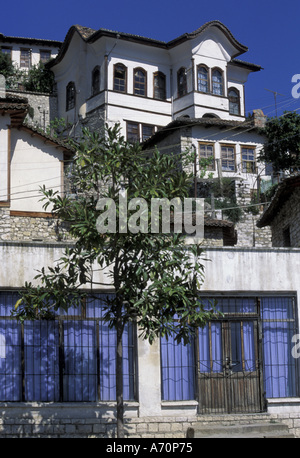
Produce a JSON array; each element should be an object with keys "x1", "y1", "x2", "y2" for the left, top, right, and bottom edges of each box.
[{"x1": 257, "y1": 175, "x2": 300, "y2": 227}]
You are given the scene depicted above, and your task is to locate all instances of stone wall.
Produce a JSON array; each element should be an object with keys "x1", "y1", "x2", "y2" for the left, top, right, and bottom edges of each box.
[
  {"x1": 270, "y1": 187, "x2": 300, "y2": 247},
  {"x1": 235, "y1": 178, "x2": 272, "y2": 247},
  {"x1": 7, "y1": 89, "x2": 58, "y2": 131},
  {"x1": 235, "y1": 212, "x2": 272, "y2": 247},
  {"x1": 202, "y1": 226, "x2": 224, "y2": 246},
  {"x1": 0, "y1": 405, "x2": 299, "y2": 438},
  {"x1": 0, "y1": 208, "x2": 71, "y2": 242}
]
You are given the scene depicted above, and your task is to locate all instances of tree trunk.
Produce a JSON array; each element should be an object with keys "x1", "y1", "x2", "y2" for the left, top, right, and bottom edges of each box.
[{"x1": 116, "y1": 303, "x2": 124, "y2": 438}]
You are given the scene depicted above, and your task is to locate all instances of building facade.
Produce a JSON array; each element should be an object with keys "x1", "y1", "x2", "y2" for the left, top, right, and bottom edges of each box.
[
  {"x1": 0, "y1": 33, "x2": 61, "y2": 70},
  {"x1": 0, "y1": 23, "x2": 299, "y2": 438},
  {"x1": 0, "y1": 94, "x2": 73, "y2": 242},
  {"x1": 48, "y1": 21, "x2": 261, "y2": 141},
  {"x1": 0, "y1": 243, "x2": 299, "y2": 437},
  {"x1": 257, "y1": 174, "x2": 300, "y2": 247}
]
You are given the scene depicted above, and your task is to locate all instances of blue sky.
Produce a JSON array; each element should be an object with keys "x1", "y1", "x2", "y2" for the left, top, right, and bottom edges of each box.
[{"x1": 2, "y1": 0, "x2": 300, "y2": 118}]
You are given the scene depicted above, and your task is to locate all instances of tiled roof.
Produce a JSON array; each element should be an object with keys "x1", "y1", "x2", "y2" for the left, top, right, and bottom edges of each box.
[
  {"x1": 0, "y1": 32, "x2": 62, "y2": 46},
  {"x1": 142, "y1": 116, "x2": 260, "y2": 149},
  {"x1": 0, "y1": 95, "x2": 29, "y2": 126},
  {"x1": 49, "y1": 20, "x2": 260, "y2": 68},
  {"x1": 21, "y1": 123, "x2": 75, "y2": 154},
  {"x1": 0, "y1": 95, "x2": 73, "y2": 154},
  {"x1": 73, "y1": 25, "x2": 97, "y2": 40},
  {"x1": 204, "y1": 216, "x2": 233, "y2": 228},
  {"x1": 257, "y1": 174, "x2": 300, "y2": 227}
]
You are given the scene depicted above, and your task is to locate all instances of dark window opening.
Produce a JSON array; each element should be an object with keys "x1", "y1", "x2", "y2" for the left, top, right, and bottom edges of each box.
[{"x1": 66, "y1": 82, "x2": 76, "y2": 111}]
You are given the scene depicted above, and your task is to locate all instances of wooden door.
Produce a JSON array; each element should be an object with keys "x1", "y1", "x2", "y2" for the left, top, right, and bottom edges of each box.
[{"x1": 197, "y1": 318, "x2": 264, "y2": 414}]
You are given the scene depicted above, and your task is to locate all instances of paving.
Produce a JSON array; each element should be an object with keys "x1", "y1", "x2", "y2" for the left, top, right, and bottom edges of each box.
[{"x1": 187, "y1": 422, "x2": 295, "y2": 438}]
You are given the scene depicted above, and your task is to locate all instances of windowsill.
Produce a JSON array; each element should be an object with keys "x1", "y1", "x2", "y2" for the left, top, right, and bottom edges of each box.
[
  {"x1": 161, "y1": 400, "x2": 198, "y2": 408},
  {"x1": 267, "y1": 397, "x2": 300, "y2": 404},
  {"x1": 86, "y1": 90, "x2": 104, "y2": 101},
  {"x1": 109, "y1": 89, "x2": 170, "y2": 103}
]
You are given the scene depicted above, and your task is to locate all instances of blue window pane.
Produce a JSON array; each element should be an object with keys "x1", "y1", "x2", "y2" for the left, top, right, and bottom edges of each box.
[
  {"x1": 63, "y1": 321, "x2": 97, "y2": 401},
  {"x1": 99, "y1": 322, "x2": 134, "y2": 401},
  {"x1": 24, "y1": 321, "x2": 59, "y2": 401},
  {"x1": 161, "y1": 335, "x2": 195, "y2": 401},
  {"x1": 0, "y1": 320, "x2": 22, "y2": 400},
  {"x1": 261, "y1": 297, "x2": 297, "y2": 398},
  {"x1": 0, "y1": 291, "x2": 21, "y2": 317}
]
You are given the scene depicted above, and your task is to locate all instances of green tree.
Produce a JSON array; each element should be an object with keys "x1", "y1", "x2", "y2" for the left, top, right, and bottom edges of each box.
[
  {"x1": 0, "y1": 52, "x2": 15, "y2": 79},
  {"x1": 13, "y1": 124, "x2": 218, "y2": 437},
  {"x1": 23, "y1": 62, "x2": 55, "y2": 93},
  {"x1": 260, "y1": 111, "x2": 300, "y2": 172}
]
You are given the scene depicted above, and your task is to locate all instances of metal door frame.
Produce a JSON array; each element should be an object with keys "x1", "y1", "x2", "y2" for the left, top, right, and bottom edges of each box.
[{"x1": 196, "y1": 298, "x2": 265, "y2": 414}]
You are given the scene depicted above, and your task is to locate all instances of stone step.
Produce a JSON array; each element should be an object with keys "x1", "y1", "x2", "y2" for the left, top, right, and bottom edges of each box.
[{"x1": 187, "y1": 422, "x2": 294, "y2": 438}]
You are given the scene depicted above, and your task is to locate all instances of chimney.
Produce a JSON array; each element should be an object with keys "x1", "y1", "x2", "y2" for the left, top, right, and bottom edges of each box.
[{"x1": 252, "y1": 109, "x2": 267, "y2": 128}]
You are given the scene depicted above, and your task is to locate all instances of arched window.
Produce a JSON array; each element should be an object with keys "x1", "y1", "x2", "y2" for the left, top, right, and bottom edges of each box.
[
  {"x1": 66, "y1": 82, "x2": 76, "y2": 111},
  {"x1": 212, "y1": 68, "x2": 224, "y2": 96},
  {"x1": 134, "y1": 68, "x2": 147, "y2": 96},
  {"x1": 197, "y1": 65, "x2": 209, "y2": 93},
  {"x1": 177, "y1": 67, "x2": 187, "y2": 98},
  {"x1": 91, "y1": 66, "x2": 100, "y2": 96},
  {"x1": 113, "y1": 63, "x2": 127, "y2": 93},
  {"x1": 228, "y1": 88, "x2": 240, "y2": 115},
  {"x1": 153, "y1": 71, "x2": 166, "y2": 100}
]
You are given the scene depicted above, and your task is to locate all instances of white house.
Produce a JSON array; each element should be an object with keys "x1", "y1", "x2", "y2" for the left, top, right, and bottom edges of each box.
[
  {"x1": 0, "y1": 32, "x2": 61, "y2": 69},
  {"x1": 48, "y1": 21, "x2": 261, "y2": 142},
  {"x1": 0, "y1": 94, "x2": 73, "y2": 241},
  {"x1": 1, "y1": 23, "x2": 299, "y2": 439}
]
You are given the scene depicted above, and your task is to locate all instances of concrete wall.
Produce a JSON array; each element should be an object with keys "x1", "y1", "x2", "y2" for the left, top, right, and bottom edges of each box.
[{"x1": 0, "y1": 242, "x2": 300, "y2": 437}]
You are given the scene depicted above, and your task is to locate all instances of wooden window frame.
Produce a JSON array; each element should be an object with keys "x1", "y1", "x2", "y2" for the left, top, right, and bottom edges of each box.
[
  {"x1": 66, "y1": 81, "x2": 76, "y2": 111},
  {"x1": 228, "y1": 87, "x2": 240, "y2": 115},
  {"x1": 153, "y1": 71, "x2": 166, "y2": 100},
  {"x1": 113, "y1": 63, "x2": 127, "y2": 93},
  {"x1": 39, "y1": 49, "x2": 51, "y2": 64},
  {"x1": 177, "y1": 67, "x2": 187, "y2": 98},
  {"x1": 211, "y1": 67, "x2": 224, "y2": 96},
  {"x1": 126, "y1": 121, "x2": 156, "y2": 143},
  {"x1": 197, "y1": 64, "x2": 210, "y2": 94},
  {"x1": 20, "y1": 48, "x2": 31, "y2": 69},
  {"x1": 142, "y1": 124, "x2": 155, "y2": 142},
  {"x1": 241, "y1": 146, "x2": 256, "y2": 174},
  {"x1": 91, "y1": 66, "x2": 100, "y2": 96},
  {"x1": 1, "y1": 47, "x2": 12, "y2": 60},
  {"x1": 199, "y1": 142, "x2": 215, "y2": 170},
  {"x1": 133, "y1": 67, "x2": 147, "y2": 97},
  {"x1": 221, "y1": 144, "x2": 236, "y2": 172},
  {"x1": 126, "y1": 121, "x2": 140, "y2": 143}
]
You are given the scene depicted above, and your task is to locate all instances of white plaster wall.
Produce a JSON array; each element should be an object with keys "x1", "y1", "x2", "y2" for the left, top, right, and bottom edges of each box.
[
  {"x1": 10, "y1": 129, "x2": 64, "y2": 212},
  {"x1": 54, "y1": 32, "x2": 87, "y2": 124},
  {"x1": 201, "y1": 247, "x2": 300, "y2": 294},
  {"x1": 7, "y1": 44, "x2": 59, "y2": 69}
]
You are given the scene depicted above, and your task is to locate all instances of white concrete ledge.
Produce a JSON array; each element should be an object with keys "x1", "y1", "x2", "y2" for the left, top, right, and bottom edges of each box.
[{"x1": 267, "y1": 398, "x2": 300, "y2": 414}]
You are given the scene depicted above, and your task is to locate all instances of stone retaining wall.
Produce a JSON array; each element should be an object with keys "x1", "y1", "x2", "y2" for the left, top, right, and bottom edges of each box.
[
  {"x1": 0, "y1": 404, "x2": 299, "y2": 438},
  {"x1": 0, "y1": 208, "x2": 72, "y2": 242}
]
